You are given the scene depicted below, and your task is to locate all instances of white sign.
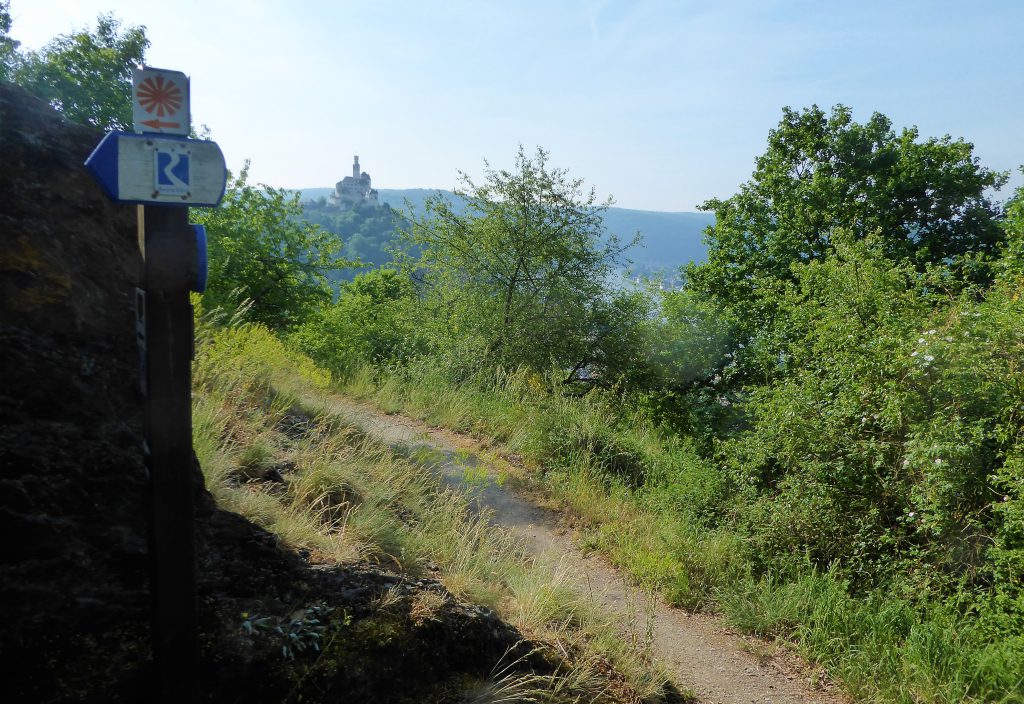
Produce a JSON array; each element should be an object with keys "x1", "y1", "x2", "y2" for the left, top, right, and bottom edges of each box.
[
  {"x1": 132, "y1": 66, "x2": 190, "y2": 136},
  {"x1": 120, "y1": 136, "x2": 224, "y2": 204},
  {"x1": 85, "y1": 132, "x2": 226, "y2": 207}
]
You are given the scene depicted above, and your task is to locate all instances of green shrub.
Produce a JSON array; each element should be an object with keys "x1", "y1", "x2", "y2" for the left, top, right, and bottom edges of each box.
[
  {"x1": 719, "y1": 237, "x2": 1024, "y2": 590},
  {"x1": 290, "y1": 269, "x2": 426, "y2": 380}
]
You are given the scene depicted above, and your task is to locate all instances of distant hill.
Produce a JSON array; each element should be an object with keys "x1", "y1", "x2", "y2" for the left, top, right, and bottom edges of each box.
[
  {"x1": 599, "y1": 208, "x2": 713, "y2": 276},
  {"x1": 296, "y1": 187, "x2": 713, "y2": 277}
]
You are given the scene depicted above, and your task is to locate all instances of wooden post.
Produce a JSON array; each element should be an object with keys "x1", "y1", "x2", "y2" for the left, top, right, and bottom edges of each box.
[{"x1": 143, "y1": 204, "x2": 200, "y2": 702}]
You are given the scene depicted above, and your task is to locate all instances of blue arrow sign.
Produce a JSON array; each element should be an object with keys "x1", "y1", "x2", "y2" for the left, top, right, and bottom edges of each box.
[{"x1": 85, "y1": 131, "x2": 226, "y2": 207}]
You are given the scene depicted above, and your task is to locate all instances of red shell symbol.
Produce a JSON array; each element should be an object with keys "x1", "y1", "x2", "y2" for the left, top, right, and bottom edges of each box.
[{"x1": 137, "y1": 76, "x2": 183, "y2": 117}]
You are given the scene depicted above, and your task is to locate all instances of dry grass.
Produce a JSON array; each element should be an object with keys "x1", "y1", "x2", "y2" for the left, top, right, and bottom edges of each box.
[{"x1": 191, "y1": 318, "x2": 675, "y2": 703}]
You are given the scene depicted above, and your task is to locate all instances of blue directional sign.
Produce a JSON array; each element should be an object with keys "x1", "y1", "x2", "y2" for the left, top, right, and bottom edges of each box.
[{"x1": 84, "y1": 131, "x2": 226, "y2": 207}]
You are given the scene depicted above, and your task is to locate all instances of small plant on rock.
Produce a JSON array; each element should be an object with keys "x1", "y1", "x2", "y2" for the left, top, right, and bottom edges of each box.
[{"x1": 241, "y1": 603, "x2": 349, "y2": 659}]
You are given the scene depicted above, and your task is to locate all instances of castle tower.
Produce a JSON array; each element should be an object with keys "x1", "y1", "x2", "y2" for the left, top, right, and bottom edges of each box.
[{"x1": 330, "y1": 154, "x2": 377, "y2": 209}]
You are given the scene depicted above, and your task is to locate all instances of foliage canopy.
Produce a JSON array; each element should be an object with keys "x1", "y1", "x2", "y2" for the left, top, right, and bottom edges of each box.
[
  {"x1": 301, "y1": 201, "x2": 408, "y2": 282},
  {"x1": 0, "y1": 1, "x2": 18, "y2": 82},
  {"x1": 12, "y1": 12, "x2": 148, "y2": 130},
  {"x1": 687, "y1": 105, "x2": 1007, "y2": 342},
  {"x1": 405, "y1": 145, "x2": 636, "y2": 381},
  {"x1": 193, "y1": 164, "x2": 351, "y2": 330},
  {"x1": 291, "y1": 268, "x2": 426, "y2": 379}
]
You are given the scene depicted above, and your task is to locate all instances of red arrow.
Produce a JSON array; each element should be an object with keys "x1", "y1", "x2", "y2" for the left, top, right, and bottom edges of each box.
[{"x1": 140, "y1": 118, "x2": 182, "y2": 129}]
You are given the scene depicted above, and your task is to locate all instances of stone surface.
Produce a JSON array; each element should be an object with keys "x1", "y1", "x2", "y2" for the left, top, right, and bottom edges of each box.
[{"x1": 0, "y1": 81, "x2": 153, "y2": 702}]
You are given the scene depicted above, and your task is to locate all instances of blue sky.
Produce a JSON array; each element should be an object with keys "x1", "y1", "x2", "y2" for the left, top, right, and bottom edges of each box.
[{"x1": 10, "y1": 0, "x2": 1023, "y2": 211}]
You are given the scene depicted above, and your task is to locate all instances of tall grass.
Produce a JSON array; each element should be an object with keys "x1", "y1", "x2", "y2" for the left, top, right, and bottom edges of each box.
[
  {"x1": 191, "y1": 317, "x2": 673, "y2": 702},
  {"x1": 341, "y1": 360, "x2": 1024, "y2": 704}
]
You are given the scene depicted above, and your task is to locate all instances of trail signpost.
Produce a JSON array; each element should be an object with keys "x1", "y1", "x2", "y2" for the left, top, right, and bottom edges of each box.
[{"x1": 86, "y1": 65, "x2": 225, "y2": 704}]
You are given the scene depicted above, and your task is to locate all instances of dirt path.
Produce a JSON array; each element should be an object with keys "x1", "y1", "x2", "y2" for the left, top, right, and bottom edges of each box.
[{"x1": 319, "y1": 394, "x2": 848, "y2": 704}]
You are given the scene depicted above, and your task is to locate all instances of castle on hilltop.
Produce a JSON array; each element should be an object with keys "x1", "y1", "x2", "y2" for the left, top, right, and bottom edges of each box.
[{"x1": 330, "y1": 155, "x2": 379, "y2": 209}]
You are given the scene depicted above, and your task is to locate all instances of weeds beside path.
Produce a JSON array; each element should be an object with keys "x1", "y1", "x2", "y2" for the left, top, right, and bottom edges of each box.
[{"x1": 312, "y1": 390, "x2": 848, "y2": 704}]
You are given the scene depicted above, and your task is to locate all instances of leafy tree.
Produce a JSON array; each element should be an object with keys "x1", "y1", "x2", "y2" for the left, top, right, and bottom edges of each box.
[
  {"x1": 193, "y1": 164, "x2": 352, "y2": 329},
  {"x1": 291, "y1": 268, "x2": 426, "y2": 379},
  {"x1": 624, "y1": 287, "x2": 739, "y2": 437},
  {"x1": 718, "y1": 233, "x2": 1024, "y2": 592},
  {"x1": 302, "y1": 201, "x2": 407, "y2": 281},
  {"x1": 405, "y1": 145, "x2": 636, "y2": 380},
  {"x1": 13, "y1": 12, "x2": 148, "y2": 130},
  {"x1": 996, "y1": 175, "x2": 1024, "y2": 281},
  {"x1": 0, "y1": 1, "x2": 18, "y2": 82},
  {"x1": 686, "y1": 105, "x2": 1007, "y2": 360}
]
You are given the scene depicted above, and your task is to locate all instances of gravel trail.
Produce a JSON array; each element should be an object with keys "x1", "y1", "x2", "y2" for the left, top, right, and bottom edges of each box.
[{"x1": 319, "y1": 394, "x2": 848, "y2": 704}]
